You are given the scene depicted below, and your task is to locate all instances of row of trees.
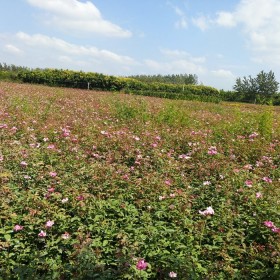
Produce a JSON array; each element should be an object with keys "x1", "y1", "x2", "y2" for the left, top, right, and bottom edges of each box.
[
  {"x1": 128, "y1": 74, "x2": 198, "y2": 85},
  {"x1": 0, "y1": 62, "x2": 279, "y2": 104},
  {"x1": 233, "y1": 70, "x2": 279, "y2": 104}
]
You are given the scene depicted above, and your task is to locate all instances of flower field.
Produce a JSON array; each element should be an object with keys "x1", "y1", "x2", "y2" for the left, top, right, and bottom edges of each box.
[{"x1": 0, "y1": 82, "x2": 279, "y2": 279}]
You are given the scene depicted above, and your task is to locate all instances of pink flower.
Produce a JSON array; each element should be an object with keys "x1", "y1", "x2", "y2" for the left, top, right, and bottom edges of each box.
[
  {"x1": 61, "y1": 232, "x2": 70, "y2": 239},
  {"x1": 77, "y1": 195, "x2": 85, "y2": 201},
  {"x1": 20, "y1": 161, "x2": 28, "y2": 167},
  {"x1": 0, "y1": 124, "x2": 8, "y2": 129},
  {"x1": 62, "y1": 128, "x2": 71, "y2": 137},
  {"x1": 208, "y1": 146, "x2": 218, "y2": 155},
  {"x1": 38, "y1": 230, "x2": 47, "y2": 237},
  {"x1": 45, "y1": 220, "x2": 54, "y2": 228},
  {"x1": 165, "y1": 179, "x2": 172, "y2": 186},
  {"x1": 47, "y1": 187, "x2": 55, "y2": 193},
  {"x1": 49, "y1": 171, "x2": 57, "y2": 177},
  {"x1": 264, "y1": 221, "x2": 275, "y2": 228},
  {"x1": 256, "y1": 192, "x2": 262, "y2": 198},
  {"x1": 271, "y1": 227, "x2": 280, "y2": 233},
  {"x1": 13, "y1": 225, "x2": 24, "y2": 232},
  {"x1": 245, "y1": 180, "x2": 253, "y2": 187},
  {"x1": 0, "y1": 155, "x2": 3, "y2": 161},
  {"x1": 262, "y1": 177, "x2": 272, "y2": 183},
  {"x1": 159, "y1": 195, "x2": 166, "y2": 201},
  {"x1": 169, "y1": 271, "x2": 177, "y2": 278},
  {"x1": 199, "y1": 206, "x2": 215, "y2": 216},
  {"x1": 47, "y1": 144, "x2": 55, "y2": 149},
  {"x1": 264, "y1": 221, "x2": 280, "y2": 233},
  {"x1": 136, "y1": 259, "x2": 148, "y2": 270},
  {"x1": 243, "y1": 164, "x2": 253, "y2": 170},
  {"x1": 249, "y1": 132, "x2": 258, "y2": 139}
]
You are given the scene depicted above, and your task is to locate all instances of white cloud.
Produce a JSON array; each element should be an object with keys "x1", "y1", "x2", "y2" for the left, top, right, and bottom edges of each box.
[
  {"x1": 0, "y1": 32, "x2": 137, "y2": 74},
  {"x1": 16, "y1": 32, "x2": 135, "y2": 64},
  {"x1": 4, "y1": 44, "x2": 23, "y2": 55},
  {"x1": 216, "y1": 0, "x2": 280, "y2": 65},
  {"x1": 160, "y1": 48, "x2": 206, "y2": 63},
  {"x1": 167, "y1": 3, "x2": 188, "y2": 29},
  {"x1": 192, "y1": 15, "x2": 211, "y2": 31},
  {"x1": 144, "y1": 48, "x2": 206, "y2": 74},
  {"x1": 191, "y1": 0, "x2": 280, "y2": 65},
  {"x1": 26, "y1": 0, "x2": 132, "y2": 38},
  {"x1": 215, "y1": 12, "x2": 236, "y2": 27},
  {"x1": 211, "y1": 69, "x2": 235, "y2": 79}
]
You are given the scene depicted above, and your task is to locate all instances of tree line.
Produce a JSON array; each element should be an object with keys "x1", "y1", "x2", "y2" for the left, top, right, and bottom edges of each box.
[
  {"x1": 128, "y1": 74, "x2": 198, "y2": 85},
  {"x1": 0, "y1": 63, "x2": 279, "y2": 105}
]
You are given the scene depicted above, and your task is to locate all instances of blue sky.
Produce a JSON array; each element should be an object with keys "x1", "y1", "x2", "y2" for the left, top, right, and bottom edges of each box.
[{"x1": 1, "y1": 0, "x2": 280, "y2": 90}]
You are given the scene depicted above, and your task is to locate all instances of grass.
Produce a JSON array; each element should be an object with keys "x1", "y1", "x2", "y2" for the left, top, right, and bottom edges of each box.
[{"x1": 0, "y1": 81, "x2": 279, "y2": 279}]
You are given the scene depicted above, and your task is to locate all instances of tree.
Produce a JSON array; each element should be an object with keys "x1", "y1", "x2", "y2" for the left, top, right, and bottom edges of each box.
[
  {"x1": 255, "y1": 70, "x2": 278, "y2": 97},
  {"x1": 233, "y1": 70, "x2": 279, "y2": 103}
]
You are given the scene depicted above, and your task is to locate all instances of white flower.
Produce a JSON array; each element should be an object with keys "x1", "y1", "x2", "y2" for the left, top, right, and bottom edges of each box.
[{"x1": 199, "y1": 206, "x2": 214, "y2": 216}]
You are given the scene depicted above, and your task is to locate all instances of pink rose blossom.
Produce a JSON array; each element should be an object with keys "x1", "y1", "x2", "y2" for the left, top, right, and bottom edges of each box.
[
  {"x1": 136, "y1": 259, "x2": 148, "y2": 270},
  {"x1": 47, "y1": 187, "x2": 55, "y2": 193},
  {"x1": 256, "y1": 192, "x2": 262, "y2": 198},
  {"x1": 38, "y1": 230, "x2": 47, "y2": 237},
  {"x1": 249, "y1": 132, "x2": 258, "y2": 139},
  {"x1": 45, "y1": 220, "x2": 54, "y2": 228},
  {"x1": 0, "y1": 124, "x2": 8, "y2": 129},
  {"x1": 264, "y1": 221, "x2": 280, "y2": 233},
  {"x1": 208, "y1": 146, "x2": 218, "y2": 155},
  {"x1": 49, "y1": 171, "x2": 57, "y2": 177},
  {"x1": 271, "y1": 227, "x2": 280, "y2": 233},
  {"x1": 13, "y1": 225, "x2": 24, "y2": 232},
  {"x1": 47, "y1": 144, "x2": 55, "y2": 149},
  {"x1": 264, "y1": 221, "x2": 275, "y2": 228},
  {"x1": 77, "y1": 195, "x2": 85, "y2": 201},
  {"x1": 245, "y1": 180, "x2": 253, "y2": 187},
  {"x1": 61, "y1": 232, "x2": 71, "y2": 239},
  {"x1": 169, "y1": 271, "x2": 177, "y2": 278},
  {"x1": 165, "y1": 179, "x2": 172, "y2": 186},
  {"x1": 20, "y1": 161, "x2": 28, "y2": 167},
  {"x1": 262, "y1": 177, "x2": 272, "y2": 183}
]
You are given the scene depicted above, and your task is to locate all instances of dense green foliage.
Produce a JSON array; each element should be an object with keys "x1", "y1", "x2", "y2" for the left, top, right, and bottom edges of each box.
[
  {"x1": 233, "y1": 71, "x2": 279, "y2": 104},
  {"x1": 1, "y1": 63, "x2": 280, "y2": 105},
  {"x1": 0, "y1": 82, "x2": 279, "y2": 279},
  {"x1": 0, "y1": 63, "x2": 29, "y2": 81},
  {"x1": 128, "y1": 74, "x2": 198, "y2": 85},
  {"x1": 16, "y1": 68, "x2": 220, "y2": 102}
]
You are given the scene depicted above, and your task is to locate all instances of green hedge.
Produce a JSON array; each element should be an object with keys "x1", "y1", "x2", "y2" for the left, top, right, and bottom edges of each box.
[{"x1": 17, "y1": 68, "x2": 220, "y2": 100}]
